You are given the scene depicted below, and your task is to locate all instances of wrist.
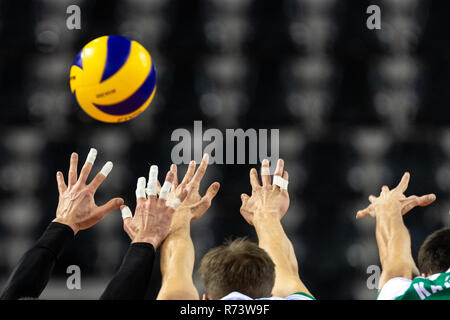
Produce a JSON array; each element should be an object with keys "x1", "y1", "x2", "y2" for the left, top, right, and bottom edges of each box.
[
  {"x1": 253, "y1": 209, "x2": 281, "y2": 225},
  {"x1": 52, "y1": 217, "x2": 79, "y2": 235},
  {"x1": 132, "y1": 235, "x2": 161, "y2": 249},
  {"x1": 254, "y1": 214, "x2": 283, "y2": 236},
  {"x1": 171, "y1": 209, "x2": 192, "y2": 228},
  {"x1": 373, "y1": 202, "x2": 402, "y2": 219}
]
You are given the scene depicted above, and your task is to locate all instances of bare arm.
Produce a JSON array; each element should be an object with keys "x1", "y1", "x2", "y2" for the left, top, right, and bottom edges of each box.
[
  {"x1": 157, "y1": 155, "x2": 220, "y2": 300},
  {"x1": 356, "y1": 173, "x2": 435, "y2": 289},
  {"x1": 240, "y1": 159, "x2": 311, "y2": 298},
  {"x1": 374, "y1": 203, "x2": 417, "y2": 288},
  {"x1": 157, "y1": 212, "x2": 198, "y2": 300},
  {"x1": 112, "y1": 165, "x2": 188, "y2": 300},
  {"x1": 254, "y1": 214, "x2": 310, "y2": 297}
]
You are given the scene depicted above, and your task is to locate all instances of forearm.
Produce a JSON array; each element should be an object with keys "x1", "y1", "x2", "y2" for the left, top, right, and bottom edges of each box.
[
  {"x1": 100, "y1": 242, "x2": 155, "y2": 300},
  {"x1": 0, "y1": 222, "x2": 74, "y2": 300},
  {"x1": 375, "y1": 210, "x2": 416, "y2": 288},
  {"x1": 157, "y1": 216, "x2": 199, "y2": 300},
  {"x1": 254, "y1": 215, "x2": 309, "y2": 296},
  {"x1": 255, "y1": 217, "x2": 296, "y2": 273}
]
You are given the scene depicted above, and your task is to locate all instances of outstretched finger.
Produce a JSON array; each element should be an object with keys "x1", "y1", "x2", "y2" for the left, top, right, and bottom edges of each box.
[
  {"x1": 68, "y1": 152, "x2": 78, "y2": 187},
  {"x1": 402, "y1": 194, "x2": 436, "y2": 214},
  {"x1": 93, "y1": 197, "x2": 124, "y2": 220},
  {"x1": 136, "y1": 177, "x2": 147, "y2": 206},
  {"x1": 89, "y1": 161, "x2": 113, "y2": 192},
  {"x1": 171, "y1": 164, "x2": 178, "y2": 190},
  {"x1": 250, "y1": 168, "x2": 261, "y2": 190},
  {"x1": 395, "y1": 172, "x2": 410, "y2": 194},
  {"x1": 79, "y1": 148, "x2": 97, "y2": 184},
  {"x1": 120, "y1": 205, "x2": 134, "y2": 239},
  {"x1": 260, "y1": 159, "x2": 271, "y2": 187},
  {"x1": 56, "y1": 171, "x2": 67, "y2": 194},
  {"x1": 239, "y1": 194, "x2": 253, "y2": 225},
  {"x1": 159, "y1": 170, "x2": 175, "y2": 204},
  {"x1": 356, "y1": 208, "x2": 370, "y2": 219},
  {"x1": 146, "y1": 165, "x2": 158, "y2": 200},
  {"x1": 241, "y1": 193, "x2": 250, "y2": 206},
  {"x1": 181, "y1": 160, "x2": 196, "y2": 185},
  {"x1": 202, "y1": 182, "x2": 220, "y2": 203},
  {"x1": 191, "y1": 182, "x2": 220, "y2": 219},
  {"x1": 280, "y1": 171, "x2": 289, "y2": 193},
  {"x1": 274, "y1": 159, "x2": 284, "y2": 176},
  {"x1": 191, "y1": 154, "x2": 209, "y2": 186}
]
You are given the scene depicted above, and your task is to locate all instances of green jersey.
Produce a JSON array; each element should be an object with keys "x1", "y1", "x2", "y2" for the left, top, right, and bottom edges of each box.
[{"x1": 377, "y1": 267, "x2": 450, "y2": 300}]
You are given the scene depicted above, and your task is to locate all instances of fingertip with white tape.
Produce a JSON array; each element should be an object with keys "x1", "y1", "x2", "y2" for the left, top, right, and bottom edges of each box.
[
  {"x1": 136, "y1": 177, "x2": 147, "y2": 199},
  {"x1": 159, "y1": 181, "x2": 173, "y2": 200},
  {"x1": 86, "y1": 148, "x2": 97, "y2": 164},
  {"x1": 121, "y1": 206, "x2": 133, "y2": 220},
  {"x1": 100, "y1": 161, "x2": 113, "y2": 177},
  {"x1": 261, "y1": 159, "x2": 271, "y2": 175},
  {"x1": 273, "y1": 175, "x2": 288, "y2": 190},
  {"x1": 146, "y1": 165, "x2": 158, "y2": 196}
]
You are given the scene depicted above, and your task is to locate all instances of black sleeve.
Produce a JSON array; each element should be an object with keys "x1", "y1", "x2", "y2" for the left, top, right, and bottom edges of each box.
[
  {"x1": 99, "y1": 242, "x2": 156, "y2": 300},
  {"x1": 0, "y1": 222, "x2": 74, "y2": 300}
]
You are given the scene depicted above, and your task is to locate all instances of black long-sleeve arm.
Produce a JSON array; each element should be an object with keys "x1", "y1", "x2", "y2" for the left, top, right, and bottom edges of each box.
[
  {"x1": 0, "y1": 222, "x2": 74, "y2": 300},
  {"x1": 99, "y1": 242, "x2": 156, "y2": 300}
]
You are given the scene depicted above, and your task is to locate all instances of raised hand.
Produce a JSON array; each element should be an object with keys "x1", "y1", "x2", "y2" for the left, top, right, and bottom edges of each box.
[
  {"x1": 53, "y1": 148, "x2": 124, "y2": 235},
  {"x1": 168, "y1": 154, "x2": 220, "y2": 222},
  {"x1": 240, "y1": 158, "x2": 290, "y2": 225},
  {"x1": 356, "y1": 172, "x2": 436, "y2": 219},
  {"x1": 121, "y1": 165, "x2": 188, "y2": 249}
]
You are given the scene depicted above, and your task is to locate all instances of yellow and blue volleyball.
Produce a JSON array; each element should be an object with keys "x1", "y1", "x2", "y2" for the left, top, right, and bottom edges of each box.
[{"x1": 69, "y1": 35, "x2": 156, "y2": 123}]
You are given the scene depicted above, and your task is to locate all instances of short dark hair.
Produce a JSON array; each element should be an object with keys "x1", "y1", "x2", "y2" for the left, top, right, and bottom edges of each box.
[
  {"x1": 418, "y1": 228, "x2": 450, "y2": 275},
  {"x1": 198, "y1": 238, "x2": 275, "y2": 299}
]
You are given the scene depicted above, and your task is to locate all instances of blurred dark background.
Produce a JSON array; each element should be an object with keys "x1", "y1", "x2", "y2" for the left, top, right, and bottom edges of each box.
[{"x1": 0, "y1": 0, "x2": 449, "y2": 299}]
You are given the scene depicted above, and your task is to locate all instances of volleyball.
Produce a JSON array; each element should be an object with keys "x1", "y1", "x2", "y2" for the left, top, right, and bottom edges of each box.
[{"x1": 69, "y1": 35, "x2": 156, "y2": 123}]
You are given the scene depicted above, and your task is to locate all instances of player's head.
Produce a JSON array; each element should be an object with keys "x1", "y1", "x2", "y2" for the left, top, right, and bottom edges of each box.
[
  {"x1": 418, "y1": 227, "x2": 450, "y2": 276},
  {"x1": 198, "y1": 237, "x2": 275, "y2": 300}
]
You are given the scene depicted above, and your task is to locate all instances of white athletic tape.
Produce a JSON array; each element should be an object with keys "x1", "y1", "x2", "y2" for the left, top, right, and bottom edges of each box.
[
  {"x1": 146, "y1": 165, "x2": 158, "y2": 196},
  {"x1": 136, "y1": 177, "x2": 147, "y2": 199},
  {"x1": 273, "y1": 175, "x2": 288, "y2": 190},
  {"x1": 121, "y1": 206, "x2": 133, "y2": 220},
  {"x1": 86, "y1": 148, "x2": 97, "y2": 164},
  {"x1": 261, "y1": 167, "x2": 271, "y2": 176},
  {"x1": 159, "y1": 181, "x2": 172, "y2": 200},
  {"x1": 169, "y1": 198, "x2": 181, "y2": 210},
  {"x1": 100, "y1": 161, "x2": 113, "y2": 177}
]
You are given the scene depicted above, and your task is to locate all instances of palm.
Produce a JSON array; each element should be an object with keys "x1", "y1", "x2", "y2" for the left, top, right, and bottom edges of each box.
[
  {"x1": 356, "y1": 173, "x2": 436, "y2": 219},
  {"x1": 182, "y1": 186, "x2": 207, "y2": 219},
  {"x1": 241, "y1": 188, "x2": 289, "y2": 225},
  {"x1": 54, "y1": 150, "x2": 123, "y2": 234},
  {"x1": 168, "y1": 156, "x2": 219, "y2": 221}
]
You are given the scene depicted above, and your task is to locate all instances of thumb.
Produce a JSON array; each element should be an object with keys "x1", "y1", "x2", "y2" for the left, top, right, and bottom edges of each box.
[
  {"x1": 192, "y1": 182, "x2": 220, "y2": 218},
  {"x1": 356, "y1": 208, "x2": 370, "y2": 219},
  {"x1": 95, "y1": 197, "x2": 124, "y2": 218},
  {"x1": 203, "y1": 182, "x2": 220, "y2": 203},
  {"x1": 120, "y1": 205, "x2": 135, "y2": 239},
  {"x1": 240, "y1": 193, "x2": 249, "y2": 206}
]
